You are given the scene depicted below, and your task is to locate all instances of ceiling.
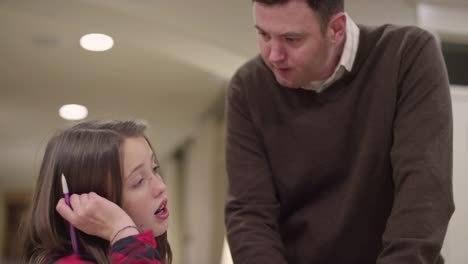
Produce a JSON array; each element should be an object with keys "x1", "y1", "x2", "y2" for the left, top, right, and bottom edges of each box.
[
  {"x1": 0, "y1": 0, "x2": 258, "y2": 191},
  {"x1": 1, "y1": 0, "x2": 468, "y2": 191}
]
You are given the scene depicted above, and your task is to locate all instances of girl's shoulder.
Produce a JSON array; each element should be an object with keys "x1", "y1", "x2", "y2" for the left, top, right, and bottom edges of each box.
[{"x1": 47, "y1": 254, "x2": 95, "y2": 264}]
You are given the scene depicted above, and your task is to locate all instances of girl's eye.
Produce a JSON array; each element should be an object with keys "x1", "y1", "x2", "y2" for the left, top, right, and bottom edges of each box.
[
  {"x1": 133, "y1": 177, "x2": 144, "y2": 188},
  {"x1": 152, "y1": 165, "x2": 159, "y2": 175}
]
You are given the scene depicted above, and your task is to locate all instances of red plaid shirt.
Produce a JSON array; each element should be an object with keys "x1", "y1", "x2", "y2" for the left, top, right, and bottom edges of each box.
[{"x1": 51, "y1": 231, "x2": 163, "y2": 264}]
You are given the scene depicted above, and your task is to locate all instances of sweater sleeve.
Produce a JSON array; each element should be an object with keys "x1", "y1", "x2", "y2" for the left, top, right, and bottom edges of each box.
[
  {"x1": 377, "y1": 29, "x2": 455, "y2": 264},
  {"x1": 109, "y1": 230, "x2": 163, "y2": 264},
  {"x1": 51, "y1": 231, "x2": 162, "y2": 264},
  {"x1": 224, "y1": 71, "x2": 288, "y2": 264}
]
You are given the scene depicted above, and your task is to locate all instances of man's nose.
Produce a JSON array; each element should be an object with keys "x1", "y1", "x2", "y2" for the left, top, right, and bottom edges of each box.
[{"x1": 268, "y1": 41, "x2": 286, "y2": 63}]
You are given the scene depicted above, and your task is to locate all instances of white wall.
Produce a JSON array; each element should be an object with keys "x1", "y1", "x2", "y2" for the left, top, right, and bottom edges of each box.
[
  {"x1": 347, "y1": 0, "x2": 417, "y2": 26},
  {"x1": 442, "y1": 86, "x2": 468, "y2": 263},
  {"x1": 183, "y1": 115, "x2": 225, "y2": 264},
  {"x1": 162, "y1": 157, "x2": 183, "y2": 264},
  {"x1": 0, "y1": 195, "x2": 5, "y2": 258},
  {"x1": 418, "y1": 2, "x2": 468, "y2": 39}
]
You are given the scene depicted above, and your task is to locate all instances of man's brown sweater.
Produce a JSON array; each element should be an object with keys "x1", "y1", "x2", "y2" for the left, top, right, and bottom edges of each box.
[{"x1": 225, "y1": 24, "x2": 454, "y2": 264}]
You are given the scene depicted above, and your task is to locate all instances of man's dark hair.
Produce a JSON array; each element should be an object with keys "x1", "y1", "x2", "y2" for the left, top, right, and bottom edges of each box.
[{"x1": 253, "y1": 0, "x2": 344, "y2": 32}]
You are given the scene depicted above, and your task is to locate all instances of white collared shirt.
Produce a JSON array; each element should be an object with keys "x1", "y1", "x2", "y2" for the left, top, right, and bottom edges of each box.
[{"x1": 303, "y1": 14, "x2": 360, "y2": 93}]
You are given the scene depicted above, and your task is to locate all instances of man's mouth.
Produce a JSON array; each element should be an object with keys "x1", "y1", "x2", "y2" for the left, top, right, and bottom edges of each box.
[
  {"x1": 271, "y1": 64, "x2": 290, "y2": 70},
  {"x1": 274, "y1": 67, "x2": 291, "y2": 77}
]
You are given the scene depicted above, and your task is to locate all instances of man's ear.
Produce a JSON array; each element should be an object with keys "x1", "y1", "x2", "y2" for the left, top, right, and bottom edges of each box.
[{"x1": 327, "y1": 12, "x2": 346, "y2": 43}]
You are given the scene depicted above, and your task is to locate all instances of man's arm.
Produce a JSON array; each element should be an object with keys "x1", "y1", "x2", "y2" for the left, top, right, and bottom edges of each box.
[
  {"x1": 377, "y1": 29, "x2": 455, "y2": 263},
  {"x1": 225, "y1": 72, "x2": 288, "y2": 264}
]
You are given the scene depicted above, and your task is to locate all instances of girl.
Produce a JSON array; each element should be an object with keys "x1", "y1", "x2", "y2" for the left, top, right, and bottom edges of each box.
[{"x1": 19, "y1": 120, "x2": 172, "y2": 263}]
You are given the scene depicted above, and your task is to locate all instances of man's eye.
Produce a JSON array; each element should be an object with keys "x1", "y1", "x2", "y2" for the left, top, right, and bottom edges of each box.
[
  {"x1": 258, "y1": 32, "x2": 270, "y2": 39},
  {"x1": 285, "y1": 37, "x2": 299, "y2": 43}
]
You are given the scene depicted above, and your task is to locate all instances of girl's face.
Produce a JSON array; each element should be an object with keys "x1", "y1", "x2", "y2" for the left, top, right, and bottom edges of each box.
[{"x1": 121, "y1": 136, "x2": 169, "y2": 236}]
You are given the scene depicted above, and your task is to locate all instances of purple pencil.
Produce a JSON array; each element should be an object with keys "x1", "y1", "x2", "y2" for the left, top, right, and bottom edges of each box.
[{"x1": 61, "y1": 174, "x2": 79, "y2": 254}]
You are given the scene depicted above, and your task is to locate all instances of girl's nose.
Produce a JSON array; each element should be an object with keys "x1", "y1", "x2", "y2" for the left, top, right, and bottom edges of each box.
[{"x1": 152, "y1": 174, "x2": 166, "y2": 198}]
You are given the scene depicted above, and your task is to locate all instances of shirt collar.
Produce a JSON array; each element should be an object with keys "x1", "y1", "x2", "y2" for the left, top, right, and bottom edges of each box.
[{"x1": 303, "y1": 13, "x2": 360, "y2": 92}]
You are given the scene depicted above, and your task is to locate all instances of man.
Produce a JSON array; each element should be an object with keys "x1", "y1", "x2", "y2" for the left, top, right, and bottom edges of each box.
[{"x1": 224, "y1": 0, "x2": 454, "y2": 263}]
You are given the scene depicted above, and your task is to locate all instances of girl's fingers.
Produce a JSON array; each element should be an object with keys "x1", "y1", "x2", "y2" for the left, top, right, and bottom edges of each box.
[
  {"x1": 70, "y1": 194, "x2": 80, "y2": 209},
  {"x1": 56, "y1": 198, "x2": 76, "y2": 224}
]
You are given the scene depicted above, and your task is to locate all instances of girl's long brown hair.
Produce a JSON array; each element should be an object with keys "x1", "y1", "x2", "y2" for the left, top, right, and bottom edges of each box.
[{"x1": 18, "y1": 120, "x2": 172, "y2": 264}]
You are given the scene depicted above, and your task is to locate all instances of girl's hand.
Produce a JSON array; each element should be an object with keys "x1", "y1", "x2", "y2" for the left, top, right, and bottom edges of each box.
[{"x1": 56, "y1": 192, "x2": 138, "y2": 242}]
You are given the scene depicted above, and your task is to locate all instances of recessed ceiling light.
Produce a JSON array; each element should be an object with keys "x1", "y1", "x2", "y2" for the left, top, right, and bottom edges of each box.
[
  {"x1": 59, "y1": 104, "x2": 88, "y2": 120},
  {"x1": 80, "y1": 33, "x2": 114, "y2": 52}
]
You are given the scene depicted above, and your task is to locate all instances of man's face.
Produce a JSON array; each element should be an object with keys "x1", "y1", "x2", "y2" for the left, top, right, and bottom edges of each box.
[{"x1": 254, "y1": 0, "x2": 338, "y2": 88}]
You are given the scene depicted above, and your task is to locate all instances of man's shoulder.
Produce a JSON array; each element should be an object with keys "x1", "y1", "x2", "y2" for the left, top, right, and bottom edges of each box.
[
  {"x1": 227, "y1": 55, "x2": 278, "y2": 97},
  {"x1": 354, "y1": 24, "x2": 437, "y2": 64},
  {"x1": 360, "y1": 24, "x2": 436, "y2": 46}
]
